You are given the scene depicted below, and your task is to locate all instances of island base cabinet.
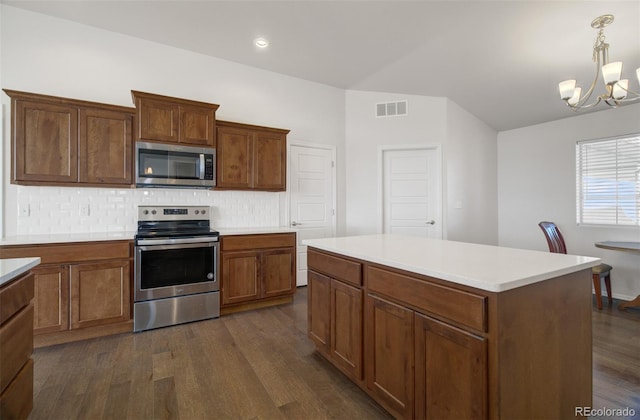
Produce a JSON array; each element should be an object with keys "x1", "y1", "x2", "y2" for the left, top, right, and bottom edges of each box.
[
  {"x1": 365, "y1": 294, "x2": 414, "y2": 419},
  {"x1": 414, "y1": 313, "x2": 487, "y2": 420},
  {"x1": 308, "y1": 270, "x2": 363, "y2": 382}
]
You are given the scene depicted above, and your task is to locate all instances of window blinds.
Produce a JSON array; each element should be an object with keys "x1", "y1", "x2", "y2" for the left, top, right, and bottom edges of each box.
[{"x1": 576, "y1": 134, "x2": 640, "y2": 226}]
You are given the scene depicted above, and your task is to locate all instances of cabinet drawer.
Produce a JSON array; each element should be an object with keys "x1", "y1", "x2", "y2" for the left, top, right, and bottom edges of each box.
[
  {"x1": 0, "y1": 241, "x2": 132, "y2": 264},
  {"x1": 0, "y1": 272, "x2": 34, "y2": 325},
  {"x1": 367, "y1": 266, "x2": 486, "y2": 332},
  {"x1": 0, "y1": 304, "x2": 33, "y2": 393},
  {"x1": 222, "y1": 233, "x2": 295, "y2": 251},
  {"x1": 0, "y1": 358, "x2": 33, "y2": 419},
  {"x1": 308, "y1": 249, "x2": 362, "y2": 287}
]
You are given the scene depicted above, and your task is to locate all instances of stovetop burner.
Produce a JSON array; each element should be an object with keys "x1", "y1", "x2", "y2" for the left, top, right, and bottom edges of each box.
[{"x1": 135, "y1": 205, "x2": 218, "y2": 240}]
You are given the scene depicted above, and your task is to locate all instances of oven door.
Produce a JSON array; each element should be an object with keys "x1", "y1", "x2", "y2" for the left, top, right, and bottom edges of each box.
[{"x1": 135, "y1": 239, "x2": 219, "y2": 302}]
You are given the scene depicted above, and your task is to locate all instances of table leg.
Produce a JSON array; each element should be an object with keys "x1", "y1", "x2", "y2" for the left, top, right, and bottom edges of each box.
[{"x1": 618, "y1": 294, "x2": 640, "y2": 310}]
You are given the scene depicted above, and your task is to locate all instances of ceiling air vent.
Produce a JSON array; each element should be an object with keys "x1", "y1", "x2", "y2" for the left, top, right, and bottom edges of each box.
[{"x1": 376, "y1": 100, "x2": 408, "y2": 117}]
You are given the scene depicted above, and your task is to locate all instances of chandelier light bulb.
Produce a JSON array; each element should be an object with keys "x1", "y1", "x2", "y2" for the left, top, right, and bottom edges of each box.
[
  {"x1": 636, "y1": 67, "x2": 640, "y2": 84},
  {"x1": 568, "y1": 87, "x2": 582, "y2": 106},
  {"x1": 613, "y1": 80, "x2": 629, "y2": 99},
  {"x1": 254, "y1": 37, "x2": 269, "y2": 48},
  {"x1": 559, "y1": 80, "x2": 577, "y2": 100},
  {"x1": 602, "y1": 61, "x2": 623, "y2": 85}
]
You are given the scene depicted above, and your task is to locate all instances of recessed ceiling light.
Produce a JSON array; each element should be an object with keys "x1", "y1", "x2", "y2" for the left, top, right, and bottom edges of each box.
[{"x1": 255, "y1": 37, "x2": 269, "y2": 48}]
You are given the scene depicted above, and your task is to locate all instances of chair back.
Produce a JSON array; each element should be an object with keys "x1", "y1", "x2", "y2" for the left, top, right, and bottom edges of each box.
[{"x1": 538, "y1": 221, "x2": 567, "y2": 254}]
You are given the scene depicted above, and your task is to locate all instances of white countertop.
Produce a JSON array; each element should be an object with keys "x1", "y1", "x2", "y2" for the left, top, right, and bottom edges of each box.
[
  {"x1": 0, "y1": 227, "x2": 296, "y2": 246},
  {"x1": 0, "y1": 231, "x2": 137, "y2": 246},
  {"x1": 0, "y1": 257, "x2": 40, "y2": 287},
  {"x1": 303, "y1": 234, "x2": 600, "y2": 292}
]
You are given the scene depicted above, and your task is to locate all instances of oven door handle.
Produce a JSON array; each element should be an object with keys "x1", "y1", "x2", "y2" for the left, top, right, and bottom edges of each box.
[{"x1": 136, "y1": 237, "x2": 219, "y2": 247}]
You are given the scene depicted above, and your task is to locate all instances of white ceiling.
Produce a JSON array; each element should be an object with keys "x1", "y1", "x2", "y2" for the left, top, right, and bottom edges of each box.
[{"x1": 3, "y1": 0, "x2": 640, "y2": 131}]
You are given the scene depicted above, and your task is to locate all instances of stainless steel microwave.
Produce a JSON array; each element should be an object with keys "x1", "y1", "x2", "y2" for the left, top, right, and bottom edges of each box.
[{"x1": 135, "y1": 141, "x2": 216, "y2": 188}]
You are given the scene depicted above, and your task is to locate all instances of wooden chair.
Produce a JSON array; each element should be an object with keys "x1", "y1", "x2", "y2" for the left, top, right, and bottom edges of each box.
[{"x1": 538, "y1": 221, "x2": 612, "y2": 309}]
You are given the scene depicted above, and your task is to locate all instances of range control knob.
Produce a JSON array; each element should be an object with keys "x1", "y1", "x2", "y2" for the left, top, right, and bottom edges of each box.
[
  {"x1": 195, "y1": 210, "x2": 200, "y2": 215},
  {"x1": 151, "y1": 210, "x2": 157, "y2": 215},
  {"x1": 201, "y1": 210, "x2": 206, "y2": 215},
  {"x1": 143, "y1": 210, "x2": 149, "y2": 215}
]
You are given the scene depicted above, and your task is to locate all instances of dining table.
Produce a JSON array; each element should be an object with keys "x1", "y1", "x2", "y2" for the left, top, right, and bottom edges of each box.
[{"x1": 595, "y1": 241, "x2": 640, "y2": 310}]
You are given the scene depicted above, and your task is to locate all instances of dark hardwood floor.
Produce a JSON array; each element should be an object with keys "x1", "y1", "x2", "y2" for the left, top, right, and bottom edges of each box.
[{"x1": 29, "y1": 289, "x2": 640, "y2": 420}]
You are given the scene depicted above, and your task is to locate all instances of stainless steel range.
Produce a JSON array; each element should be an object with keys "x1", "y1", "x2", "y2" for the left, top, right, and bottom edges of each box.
[{"x1": 134, "y1": 205, "x2": 220, "y2": 332}]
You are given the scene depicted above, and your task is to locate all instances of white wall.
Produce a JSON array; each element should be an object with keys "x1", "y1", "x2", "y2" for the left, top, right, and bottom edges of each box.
[
  {"x1": 345, "y1": 91, "x2": 498, "y2": 245},
  {"x1": 498, "y1": 103, "x2": 640, "y2": 300},
  {"x1": 1, "y1": 6, "x2": 346, "y2": 236},
  {"x1": 345, "y1": 90, "x2": 446, "y2": 236},
  {"x1": 445, "y1": 99, "x2": 498, "y2": 244}
]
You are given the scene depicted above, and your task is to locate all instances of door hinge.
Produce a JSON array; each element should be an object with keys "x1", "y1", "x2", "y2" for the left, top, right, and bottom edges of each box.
[
  {"x1": 331, "y1": 160, "x2": 335, "y2": 168},
  {"x1": 332, "y1": 209, "x2": 335, "y2": 216}
]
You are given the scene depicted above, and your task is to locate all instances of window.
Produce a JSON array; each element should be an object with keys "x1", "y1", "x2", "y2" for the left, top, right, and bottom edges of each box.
[{"x1": 576, "y1": 133, "x2": 640, "y2": 226}]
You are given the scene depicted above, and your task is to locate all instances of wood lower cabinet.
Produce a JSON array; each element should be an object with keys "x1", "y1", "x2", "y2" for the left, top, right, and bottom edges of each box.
[
  {"x1": 308, "y1": 247, "x2": 592, "y2": 419},
  {"x1": 32, "y1": 265, "x2": 70, "y2": 334},
  {"x1": 4, "y1": 89, "x2": 135, "y2": 187},
  {"x1": 131, "y1": 90, "x2": 219, "y2": 147},
  {"x1": 221, "y1": 233, "x2": 296, "y2": 313},
  {"x1": 307, "y1": 250, "x2": 363, "y2": 383},
  {"x1": 414, "y1": 313, "x2": 486, "y2": 420},
  {"x1": 70, "y1": 260, "x2": 131, "y2": 329},
  {"x1": 365, "y1": 294, "x2": 414, "y2": 419},
  {"x1": 0, "y1": 270, "x2": 35, "y2": 419},
  {"x1": 0, "y1": 241, "x2": 133, "y2": 347},
  {"x1": 216, "y1": 120, "x2": 289, "y2": 191}
]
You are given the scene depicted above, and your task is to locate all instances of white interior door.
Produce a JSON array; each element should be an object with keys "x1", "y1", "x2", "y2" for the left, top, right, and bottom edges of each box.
[
  {"x1": 289, "y1": 144, "x2": 336, "y2": 286},
  {"x1": 382, "y1": 148, "x2": 441, "y2": 238}
]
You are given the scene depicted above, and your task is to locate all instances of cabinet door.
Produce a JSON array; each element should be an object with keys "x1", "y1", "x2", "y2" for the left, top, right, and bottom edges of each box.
[
  {"x1": 216, "y1": 127, "x2": 253, "y2": 189},
  {"x1": 261, "y1": 248, "x2": 295, "y2": 298},
  {"x1": 331, "y1": 279, "x2": 362, "y2": 381},
  {"x1": 69, "y1": 260, "x2": 131, "y2": 329},
  {"x1": 137, "y1": 98, "x2": 179, "y2": 143},
  {"x1": 253, "y1": 131, "x2": 286, "y2": 191},
  {"x1": 79, "y1": 108, "x2": 133, "y2": 185},
  {"x1": 32, "y1": 265, "x2": 69, "y2": 335},
  {"x1": 221, "y1": 251, "x2": 260, "y2": 305},
  {"x1": 14, "y1": 100, "x2": 78, "y2": 183},
  {"x1": 366, "y1": 294, "x2": 414, "y2": 419},
  {"x1": 180, "y1": 104, "x2": 215, "y2": 146},
  {"x1": 307, "y1": 270, "x2": 330, "y2": 354},
  {"x1": 414, "y1": 313, "x2": 487, "y2": 420}
]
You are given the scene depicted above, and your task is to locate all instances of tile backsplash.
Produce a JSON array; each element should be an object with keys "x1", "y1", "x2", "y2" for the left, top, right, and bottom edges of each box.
[{"x1": 15, "y1": 186, "x2": 282, "y2": 235}]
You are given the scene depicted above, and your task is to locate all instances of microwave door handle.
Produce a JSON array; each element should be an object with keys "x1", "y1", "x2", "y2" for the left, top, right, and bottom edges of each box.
[{"x1": 199, "y1": 154, "x2": 205, "y2": 180}]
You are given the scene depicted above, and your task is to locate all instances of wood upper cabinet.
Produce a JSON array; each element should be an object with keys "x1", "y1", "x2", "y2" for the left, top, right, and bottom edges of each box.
[
  {"x1": 414, "y1": 313, "x2": 487, "y2": 420},
  {"x1": 221, "y1": 233, "x2": 296, "y2": 308},
  {"x1": 79, "y1": 108, "x2": 132, "y2": 185},
  {"x1": 13, "y1": 100, "x2": 78, "y2": 184},
  {"x1": 216, "y1": 120, "x2": 289, "y2": 191},
  {"x1": 4, "y1": 89, "x2": 135, "y2": 187},
  {"x1": 131, "y1": 90, "x2": 218, "y2": 147}
]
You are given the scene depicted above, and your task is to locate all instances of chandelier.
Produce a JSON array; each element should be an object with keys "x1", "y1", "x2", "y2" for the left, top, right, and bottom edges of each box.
[{"x1": 558, "y1": 14, "x2": 640, "y2": 110}]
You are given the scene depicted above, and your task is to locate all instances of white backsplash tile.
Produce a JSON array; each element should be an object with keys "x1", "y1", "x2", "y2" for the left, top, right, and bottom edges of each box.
[{"x1": 15, "y1": 186, "x2": 282, "y2": 235}]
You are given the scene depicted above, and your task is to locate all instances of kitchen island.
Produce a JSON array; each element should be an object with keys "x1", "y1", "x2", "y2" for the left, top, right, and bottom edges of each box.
[{"x1": 304, "y1": 234, "x2": 599, "y2": 420}]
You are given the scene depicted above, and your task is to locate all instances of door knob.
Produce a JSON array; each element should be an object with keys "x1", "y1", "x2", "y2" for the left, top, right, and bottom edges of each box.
[
  {"x1": 426, "y1": 220, "x2": 435, "y2": 225},
  {"x1": 291, "y1": 221, "x2": 302, "y2": 226}
]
